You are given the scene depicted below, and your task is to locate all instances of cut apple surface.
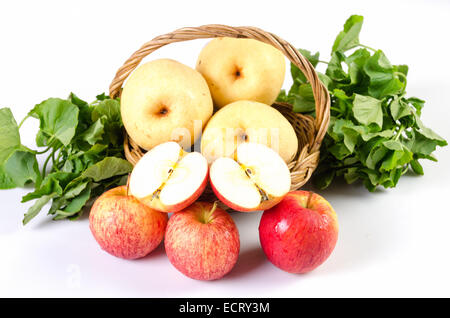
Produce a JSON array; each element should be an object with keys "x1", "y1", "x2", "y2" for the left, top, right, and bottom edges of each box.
[
  {"x1": 128, "y1": 142, "x2": 208, "y2": 212},
  {"x1": 210, "y1": 142, "x2": 291, "y2": 212}
]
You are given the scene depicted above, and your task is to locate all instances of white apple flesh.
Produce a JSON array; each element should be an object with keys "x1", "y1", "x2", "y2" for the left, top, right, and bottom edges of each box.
[
  {"x1": 210, "y1": 142, "x2": 291, "y2": 212},
  {"x1": 128, "y1": 142, "x2": 208, "y2": 213}
]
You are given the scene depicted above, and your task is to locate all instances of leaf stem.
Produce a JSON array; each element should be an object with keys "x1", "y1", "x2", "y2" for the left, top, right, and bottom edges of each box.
[
  {"x1": 55, "y1": 150, "x2": 63, "y2": 165},
  {"x1": 42, "y1": 147, "x2": 58, "y2": 177},
  {"x1": 395, "y1": 125, "x2": 405, "y2": 141},
  {"x1": 394, "y1": 72, "x2": 408, "y2": 93},
  {"x1": 51, "y1": 149, "x2": 59, "y2": 171},
  {"x1": 18, "y1": 114, "x2": 31, "y2": 129},
  {"x1": 401, "y1": 165, "x2": 409, "y2": 175},
  {"x1": 359, "y1": 44, "x2": 377, "y2": 52},
  {"x1": 35, "y1": 137, "x2": 58, "y2": 155},
  {"x1": 42, "y1": 154, "x2": 52, "y2": 178},
  {"x1": 35, "y1": 146, "x2": 52, "y2": 155},
  {"x1": 330, "y1": 106, "x2": 343, "y2": 113}
]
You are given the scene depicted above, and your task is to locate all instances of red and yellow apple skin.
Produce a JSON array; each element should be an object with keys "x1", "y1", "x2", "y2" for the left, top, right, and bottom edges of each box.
[
  {"x1": 89, "y1": 186, "x2": 168, "y2": 259},
  {"x1": 259, "y1": 191, "x2": 338, "y2": 274},
  {"x1": 165, "y1": 202, "x2": 240, "y2": 280},
  {"x1": 139, "y1": 171, "x2": 208, "y2": 213},
  {"x1": 210, "y1": 179, "x2": 283, "y2": 212}
]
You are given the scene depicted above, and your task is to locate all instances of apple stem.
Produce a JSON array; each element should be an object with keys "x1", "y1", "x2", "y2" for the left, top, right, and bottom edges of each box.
[
  {"x1": 306, "y1": 191, "x2": 313, "y2": 209},
  {"x1": 126, "y1": 173, "x2": 131, "y2": 196},
  {"x1": 205, "y1": 201, "x2": 218, "y2": 223}
]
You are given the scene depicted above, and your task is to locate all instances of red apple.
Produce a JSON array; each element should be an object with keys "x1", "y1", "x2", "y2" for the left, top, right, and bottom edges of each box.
[
  {"x1": 128, "y1": 141, "x2": 208, "y2": 213},
  {"x1": 259, "y1": 190, "x2": 338, "y2": 273},
  {"x1": 209, "y1": 142, "x2": 291, "y2": 212},
  {"x1": 165, "y1": 202, "x2": 240, "y2": 280},
  {"x1": 89, "y1": 185, "x2": 168, "y2": 259}
]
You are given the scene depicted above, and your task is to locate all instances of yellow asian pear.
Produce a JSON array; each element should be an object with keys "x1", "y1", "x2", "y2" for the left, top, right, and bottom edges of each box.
[
  {"x1": 121, "y1": 59, "x2": 213, "y2": 150},
  {"x1": 196, "y1": 37, "x2": 285, "y2": 108}
]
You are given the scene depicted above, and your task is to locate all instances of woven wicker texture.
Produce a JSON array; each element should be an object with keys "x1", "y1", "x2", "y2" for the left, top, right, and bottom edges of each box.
[{"x1": 109, "y1": 25, "x2": 330, "y2": 193}]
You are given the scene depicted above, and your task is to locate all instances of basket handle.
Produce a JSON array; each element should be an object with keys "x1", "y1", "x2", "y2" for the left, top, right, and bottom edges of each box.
[{"x1": 109, "y1": 24, "x2": 330, "y2": 154}]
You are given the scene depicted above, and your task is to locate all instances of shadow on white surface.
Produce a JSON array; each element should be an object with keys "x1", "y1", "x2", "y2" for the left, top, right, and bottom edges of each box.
[
  {"x1": 224, "y1": 247, "x2": 267, "y2": 280},
  {"x1": 302, "y1": 178, "x2": 399, "y2": 275}
]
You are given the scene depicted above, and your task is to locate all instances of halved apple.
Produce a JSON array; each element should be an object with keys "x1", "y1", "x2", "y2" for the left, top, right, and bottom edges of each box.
[
  {"x1": 128, "y1": 141, "x2": 208, "y2": 213},
  {"x1": 210, "y1": 142, "x2": 291, "y2": 212}
]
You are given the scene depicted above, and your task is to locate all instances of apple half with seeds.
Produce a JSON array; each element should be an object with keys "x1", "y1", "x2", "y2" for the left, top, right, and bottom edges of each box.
[
  {"x1": 128, "y1": 141, "x2": 208, "y2": 213},
  {"x1": 210, "y1": 142, "x2": 291, "y2": 212}
]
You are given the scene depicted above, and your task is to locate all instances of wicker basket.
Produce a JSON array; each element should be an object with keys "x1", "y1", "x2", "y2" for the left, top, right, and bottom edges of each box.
[{"x1": 109, "y1": 25, "x2": 330, "y2": 201}]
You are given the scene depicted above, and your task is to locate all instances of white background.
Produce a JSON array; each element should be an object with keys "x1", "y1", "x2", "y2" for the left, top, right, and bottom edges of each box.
[{"x1": 0, "y1": 0, "x2": 449, "y2": 297}]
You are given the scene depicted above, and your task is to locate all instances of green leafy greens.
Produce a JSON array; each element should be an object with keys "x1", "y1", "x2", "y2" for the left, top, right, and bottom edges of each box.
[
  {"x1": 0, "y1": 93, "x2": 132, "y2": 224},
  {"x1": 278, "y1": 15, "x2": 447, "y2": 191}
]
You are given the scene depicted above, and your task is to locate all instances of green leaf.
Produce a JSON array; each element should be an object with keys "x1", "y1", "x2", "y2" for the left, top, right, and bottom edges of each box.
[
  {"x1": 344, "y1": 167, "x2": 359, "y2": 184},
  {"x1": 69, "y1": 93, "x2": 89, "y2": 108},
  {"x1": 3, "y1": 93, "x2": 127, "y2": 225},
  {"x1": 341, "y1": 126, "x2": 361, "y2": 152},
  {"x1": 91, "y1": 99, "x2": 122, "y2": 146},
  {"x1": 361, "y1": 168, "x2": 380, "y2": 187},
  {"x1": 361, "y1": 129, "x2": 394, "y2": 141},
  {"x1": 95, "y1": 93, "x2": 110, "y2": 101},
  {"x1": 0, "y1": 166, "x2": 16, "y2": 189},
  {"x1": 23, "y1": 194, "x2": 56, "y2": 225},
  {"x1": 0, "y1": 108, "x2": 21, "y2": 163},
  {"x1": 91, "y1": 99, "x2": 121, "y2": 123},
  {"x1": 81, "y1": 144, "x2": 109, "y2": 161},
  {"x1": 326, "y1": 51, "x2": 348, "y2": 82},
  {"x1": 383, "y1": 140, "x2": 404, "y2": 151},
  {"x1": 61, "y1": 160, "x2": 74, "y2": 173},
  {"x1": 63, "y1": 179, "x2": 90, "y2": 199},
  {"x1": 345, "y1": 48, "x2": 371, "y2": 86},
  {"x1": 390, "y1": 97, "x2": 412, "y2": 120},
  {"x1": 0, "y1": 108, "x2": 40, "y2": 189},
  {"x1": 3, "y1": 151, "x2": 41, "y2": 188},
  {"x1": 380, "y1": 140, "x2": 413, "y2": 171},
  {"x1": 29, "y1": 98, "x2": 79, "y2": 146},
  {"x1": 329, "y1": 119, "x2": 363, "y2": 152},
  {"x1": 329, "y1": 142, "x2": 352, "y2": 160},
  {"x1": 21, "y1": 172, "x2": 76, "y2": 202},
  {"x1": 55, "y1": 185, "x2": 91, "y2": 219},
  {"x1": 289, "y1": 50, "x2": 320, "y2": 85},
  {"x1": 81, "y1": 157, "x2": 132, "y2": 182},
  {"x1": 291, "y1": 84, "x2": 316, "y2": 113},
  {"x1": 318, "y1": 72, "x2": 333, "y2": 90},
  {"x1": 279, "y1": 15, "x2": 447, "y2": 191},
  {"x1": 410, "y1": 159, "x2": 424, "y2": 175},
  {"x1": 312, "y1": 168, "x2": 335, "y2": 190},
  {"x1": 406, "y1": 130, "x2": 445, "y2": 156},
  {"x1": 330, "y1": 89, "x2": 353, "y2": 116},
  {"x1": 329, "y1": 118, "x2": 352, "y2": 141},
  {"x1": 415, "y1": 117, "x2": 447, "y2": 146},
  {"x1": 365, "y1": 143, "x2": 389, "y2": 170},
  {"x1": 81, "y1": 118, "x2": 104, "y2": 145},
  {"x1": 298, "y1": 49, "x2": 320, "y2": 67},
  {"x1": 363, "y1": 50, "x2": 404, "y2": 99},
  {"x1": 395, "y1": 64, "x2": 409, "y2": 76},
  {"x1": 69, "y1": 93, "x2": 92, "y2": 127},
  {"x1": 332, "y1": 15, "x2": 364, "y2": 53},
  {"x1": 407, "y1": 97, "x2": 425, "y2": 116},
  {"x1": 276, "y1": 90, "x2": 288, "y2": 102},
  {"x1": 35, "y1": 130, "x2": 49, "y2": 147},
  {"x1": 353, "y1": 94, "x2": 383, "y2": 127},
  {"x1": 290, "y1": 64, "x2": 306, "y2": 85}
]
